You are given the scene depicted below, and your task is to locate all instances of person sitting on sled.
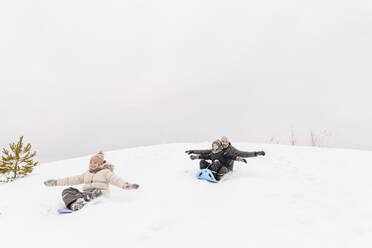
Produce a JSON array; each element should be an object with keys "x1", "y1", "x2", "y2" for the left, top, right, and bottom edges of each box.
[
  {"x1": 186, "y1": 136, "x2": 266, "y2": 171},
  {"x1": 43, "y1": 151, "x2": 139, "y2": 211},
  {"x1": 189, "y1": 140, "x2": 248, "y2": 181}
]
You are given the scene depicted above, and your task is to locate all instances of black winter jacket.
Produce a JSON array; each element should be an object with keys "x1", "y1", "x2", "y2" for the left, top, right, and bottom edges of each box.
[
  {"x1": 199, "y1": 151, "x2": 237, "y2": 168},
  {"x1": 193, "y1": 143, "x2": 258, "y2": 170}
]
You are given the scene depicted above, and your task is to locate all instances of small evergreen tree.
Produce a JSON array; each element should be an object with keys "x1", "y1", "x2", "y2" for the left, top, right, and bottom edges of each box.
[{"x1": 0, "y1": 136, "x2": 39, "y2": 182}]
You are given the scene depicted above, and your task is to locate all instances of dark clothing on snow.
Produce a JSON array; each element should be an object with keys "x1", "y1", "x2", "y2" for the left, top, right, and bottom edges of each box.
[
  {"x1": 199, "y1": 160, "x2": 229, "y2": 181},
  {"x1": 197, "y1": 150, "x2": 237, "y2": 179},
  {"x1": 62, "y1": 187, "x2": 102, "y2": 209},
  {"x1": 198, "y1": 150, "x2": 237, "y2": 168},
  {"x1": 192, "y1": 143, "x2": 258, "y2": 157},
  {"x1": 191, "y1": 143, "x2": 259, "y2": 171}
]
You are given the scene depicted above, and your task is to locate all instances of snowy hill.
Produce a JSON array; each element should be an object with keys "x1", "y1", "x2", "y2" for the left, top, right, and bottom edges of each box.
[{"x1": 0, "y1": 143, "x2": 372, "y2": 248}]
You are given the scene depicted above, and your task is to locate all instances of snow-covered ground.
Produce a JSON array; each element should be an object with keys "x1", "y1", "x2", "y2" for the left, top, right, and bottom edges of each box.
[{"x1": 0, "y1": 143, "x2": 371, "y2": 248}]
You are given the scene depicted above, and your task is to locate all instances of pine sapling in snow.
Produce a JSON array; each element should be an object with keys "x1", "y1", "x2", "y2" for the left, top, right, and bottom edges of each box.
[{"x1": 0, "y1": 136, "x2": 39, "y2": 182}]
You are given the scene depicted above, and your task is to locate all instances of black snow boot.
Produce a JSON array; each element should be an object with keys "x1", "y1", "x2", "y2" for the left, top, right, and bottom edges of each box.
[
  {"x1": 216, "y1": 166, "x2": 229, "y2": 181},
  {"x1": 83, "y1": 188, "x2": 103, "y2": 201},
  {"x1": 70, "y1": 198, "x2": 86, "y2": 211}
]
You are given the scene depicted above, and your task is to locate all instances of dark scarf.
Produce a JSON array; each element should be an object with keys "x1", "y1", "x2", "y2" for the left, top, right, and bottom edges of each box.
[
  {"x1": 89, "y1": 167, "x2": 104, "y2": 173},
  {"x1": 89, "y1": 161, "x2": 107, "y2": 173}
]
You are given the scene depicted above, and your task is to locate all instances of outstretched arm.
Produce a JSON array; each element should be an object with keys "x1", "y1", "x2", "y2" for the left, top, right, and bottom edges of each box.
[
  {"x1": 185, "y1": 149, "x2": 212, "y2": 155},
  {"x1": 222, "y1": 152, "x2": 249, "y2": 164},
  {"x1": 106, "y1": 171, "x2": 139, "y2": 190},
  {"x1": 44, "y1": 173, "x2": 85, "y2": 187},
  {"x1": 230, "y1": 147, "x2": 265, "y2": 158},
  {"x1": 190, "y1": 153, "x2": 211, "y2": 161},
  {"x1": 57, "y1": 173, "x2": 85, "y2": 186},
  {"x1": 223, "y1": 151, "x2": 265, "y2": 164}
]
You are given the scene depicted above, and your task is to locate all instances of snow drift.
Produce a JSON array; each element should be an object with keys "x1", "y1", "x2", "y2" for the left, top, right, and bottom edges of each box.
[{"x1": 0, "y1": 143, "x2": 371, "y2": 248}]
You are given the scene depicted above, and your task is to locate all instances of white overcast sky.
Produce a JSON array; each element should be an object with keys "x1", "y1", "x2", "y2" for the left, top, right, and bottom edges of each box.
[{"x1": 0, "y1": 0, "x2": 371, "y2": 162}]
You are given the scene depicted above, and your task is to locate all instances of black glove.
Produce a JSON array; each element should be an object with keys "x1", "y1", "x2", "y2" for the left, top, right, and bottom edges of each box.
[
  {"x1": 185, "y1": 150, "x2": 194, "y2": 155},
  {"x1": 236, "y1": 157, "x2": 247, "y2": 163},
  {"x1": 255, "y1": 151, "x2": 266, "y2": 156},
  {"x1": 129, "y1": 184, "x2": 140, "y2": 189},
  {"x1": 190, "y1": 155, "x2": 200, "y2": 160},
  {"x1": 123, "y1": 183, "x2": 140, "y2": 190}
]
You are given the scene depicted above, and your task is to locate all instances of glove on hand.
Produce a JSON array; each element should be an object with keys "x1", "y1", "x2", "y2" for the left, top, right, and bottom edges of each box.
[
  {"x1": 236, "y1": 157, "x2": 247, "y2": 163},
  {"x1": 255, "y1": 151, "x2": 266, "y2": 156},
  {"x1": 44, "y1": 179, "x2": 57, "y2": 187},
  {"x1": 123, "y1": 183, "x2": 140, "y2": 190},
  {"x1": 190, "y1": 155, "x2": 200, "y2": 160}
]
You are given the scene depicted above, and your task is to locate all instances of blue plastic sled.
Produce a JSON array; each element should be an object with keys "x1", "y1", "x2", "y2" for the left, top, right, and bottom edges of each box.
[
  {"x1": 57, "y1": 208, "x2": 73, "y2": 214},
  {"x1": 196, "y1": 169, "x2": 218, "y2": 183}
]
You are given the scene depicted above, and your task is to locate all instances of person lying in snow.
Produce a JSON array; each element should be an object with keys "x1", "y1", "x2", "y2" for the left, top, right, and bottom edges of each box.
[
  {"x1": 186, "y1": 136, "x2": 265, "y2": 171},
  {"x1": 189, "y1": 140, "x2": 250, "y2": 181},
  {"x1": 43, "y1": 151, "x2": 139, "y2": 211}
]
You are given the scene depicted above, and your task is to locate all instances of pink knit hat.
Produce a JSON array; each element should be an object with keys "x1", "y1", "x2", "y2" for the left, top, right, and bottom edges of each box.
[{"x1": 90, "y1": 151, "x2": 104, "y2": 165}]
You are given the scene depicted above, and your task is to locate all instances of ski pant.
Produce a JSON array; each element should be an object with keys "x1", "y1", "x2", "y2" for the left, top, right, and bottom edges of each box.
[
  {"x1": 199, "y1": 160, "x2": 230, "y2": 180},
  {"x1": 62, "y1": 187, "x2": 101, "y2": 209}
]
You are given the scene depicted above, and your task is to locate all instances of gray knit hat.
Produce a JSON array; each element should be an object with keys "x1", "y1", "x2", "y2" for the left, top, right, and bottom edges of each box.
[
  {"x1": 221, "y1": 136, "x2": 230, "y2": 143},
  {"x1": 211, "y1": 140, "x2": 223, "y2": 153}
]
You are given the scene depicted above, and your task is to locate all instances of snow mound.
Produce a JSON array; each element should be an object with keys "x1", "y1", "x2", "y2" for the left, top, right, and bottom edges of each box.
[{"x1": 1, "y1": 143, "x2": 372, "y2": 248}]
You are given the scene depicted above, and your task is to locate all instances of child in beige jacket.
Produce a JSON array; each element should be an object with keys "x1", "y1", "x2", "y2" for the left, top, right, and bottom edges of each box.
[{"x1": 44, "y1": 152, "x2": 139, "y2": 211}]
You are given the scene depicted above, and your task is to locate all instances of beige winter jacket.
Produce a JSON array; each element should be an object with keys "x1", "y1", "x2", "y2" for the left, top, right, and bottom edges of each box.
[{"x1": 56, "y1": 163, "x2": 128, "y2": 195}]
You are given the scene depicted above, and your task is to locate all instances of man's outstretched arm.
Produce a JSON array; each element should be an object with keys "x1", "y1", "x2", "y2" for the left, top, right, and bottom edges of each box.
[{"x1": 230, "y1": 147, "x2": 266, "y2": 157}]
